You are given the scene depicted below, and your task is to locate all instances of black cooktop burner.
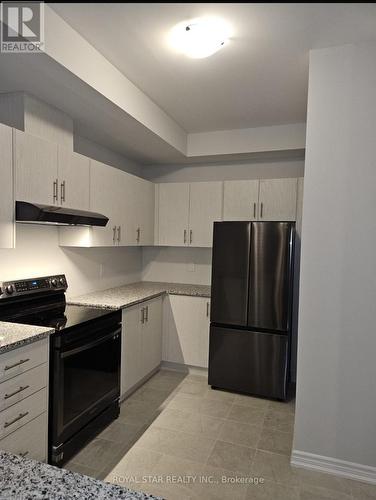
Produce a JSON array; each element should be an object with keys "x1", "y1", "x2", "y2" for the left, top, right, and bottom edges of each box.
[{"x1": 7, "y1": 303, "x2": 113, "y2": 331}]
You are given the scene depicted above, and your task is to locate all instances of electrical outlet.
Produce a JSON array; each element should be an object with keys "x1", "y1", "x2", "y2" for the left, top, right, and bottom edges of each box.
[
  {"x1": 187, "y1": 262, "x2": 195, "y2": 272},
  {"x1": 99, "y1": 264, "x2": 104, "y2": 278}
]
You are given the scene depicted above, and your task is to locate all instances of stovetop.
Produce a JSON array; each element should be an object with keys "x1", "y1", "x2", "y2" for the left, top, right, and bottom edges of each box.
[
  {"x1": 0, "y1": 274, "x2": 114, "y2": 332},
  {"x1": 5, "y1": 303, "x2": 113, "y2": 331}
]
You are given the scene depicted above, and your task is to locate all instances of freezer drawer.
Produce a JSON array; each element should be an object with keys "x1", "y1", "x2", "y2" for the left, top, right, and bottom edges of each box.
[{"x1": 208, "y1": 325, "x2": 289, "y2": 400}]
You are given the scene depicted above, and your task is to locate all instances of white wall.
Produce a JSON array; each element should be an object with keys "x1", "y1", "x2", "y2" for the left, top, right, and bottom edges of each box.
[
  {"x1": 0, "y1": 225, "x2": 142, "y2": 298},
  {"x1": 293, "y1": 42, "x2": 376, "y2": 472},
  {"x1": 142, "y1": 247, "x2": 211, "y2": 286},
  {"x1": 74, "y1": 135, "x2": 142, "y2": 176},
  {"x1": 142, "y1": 157, "x2": 304, "y2": 183}
]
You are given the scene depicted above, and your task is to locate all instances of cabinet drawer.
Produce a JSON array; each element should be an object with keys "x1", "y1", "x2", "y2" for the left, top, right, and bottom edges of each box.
[
  {"x1": 0, "y1": 412, "x2": 47, "y2": 462},
  {"x1": 0, "y1": 388, "x2": 47, "y2": 440},
  {"x1": 0, "y1": 363, "x2": 48, "y2": 412},
  {"x1": 0, "y1": 339, "x2": 48, "y2": 384}
]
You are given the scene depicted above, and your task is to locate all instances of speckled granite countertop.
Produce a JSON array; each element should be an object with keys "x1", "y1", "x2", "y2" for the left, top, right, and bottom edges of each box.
[
  {"x1": 0, "y1": 450, "x2": 161, "y2": 500},
  {"x1": 0, "y1": 321, "x2": 54, "y2": 354},
  {"x1": 68, "y1": 281, "x2": 211, "y2": 310}
]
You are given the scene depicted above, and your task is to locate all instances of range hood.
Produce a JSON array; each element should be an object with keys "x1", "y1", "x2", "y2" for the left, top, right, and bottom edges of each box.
[{"x1": 15, "y1": 201, "x2": 109, "y2": 227}]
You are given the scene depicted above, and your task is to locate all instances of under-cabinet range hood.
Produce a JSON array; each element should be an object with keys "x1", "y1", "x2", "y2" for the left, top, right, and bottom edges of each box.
[{"x1": 15, "y1": 201, "x2": 109, "y2": 227}]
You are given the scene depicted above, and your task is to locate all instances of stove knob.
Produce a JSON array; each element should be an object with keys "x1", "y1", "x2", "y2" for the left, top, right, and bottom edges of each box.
[
  {"x1": 6, "y1": 285, "x2": 14, "y2": 295},
  {"x1": 51, "y1": 279, "x2": 58, "y2": 287},
  {"x1": 59, "y1": 278, "x2": 65, "y2": 286}
]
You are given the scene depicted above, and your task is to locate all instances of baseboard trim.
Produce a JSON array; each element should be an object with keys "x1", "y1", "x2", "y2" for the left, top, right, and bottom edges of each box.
[{"x1": 291, "y1": 449, "x2": 376, "y2": 484}]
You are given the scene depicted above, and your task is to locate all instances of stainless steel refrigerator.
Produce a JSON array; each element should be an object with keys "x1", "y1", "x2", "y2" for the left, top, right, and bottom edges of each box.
[{"x1": 208, "y1": 221, "x2": 295, "y2": 400}]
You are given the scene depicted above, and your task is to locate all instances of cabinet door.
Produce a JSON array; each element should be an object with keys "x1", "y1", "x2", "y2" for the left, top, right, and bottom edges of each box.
[
  {"x1": 158, "y1": 183, "x2": 190, "y2": 246},
  {"x1": 166, "y1": 295, "x2": 206, "y2": 367},
  {"x1": 142, "y1": 297, "x2": 162, "y2": 376},
  {"x1": 189, "y1": 182, "x2": 223, "y2": 247},
  {"x1": 259, "y1": 178, "x2": 298, "y2": 221},
  {"x1": 223, "y1": 180, "x2": 259, "y2": 220},
  {"x1": 0, "y1": 124, "x2": 14, "y2": 248},
  {"x1": 58, "y1": 148, "x2": 90, "y2": 210},
  {"x1": 90, "y1": 160, "x2": 119, "y2": 246},
  {"x1": 200, "y1": 299, "x2": 211, "y2": 369},
  {"x1": 14, "y1": 130, "x2": 58, "y2": 205},
  {"x1": 121, "y1": 306, "x2": 143, "y2": 396},
  {"x1": 139, "y1": 179, "x2": 155, "y2": 245},
  {"x1": 121, "y1": 173, "x2": 139, "y2": 246}
]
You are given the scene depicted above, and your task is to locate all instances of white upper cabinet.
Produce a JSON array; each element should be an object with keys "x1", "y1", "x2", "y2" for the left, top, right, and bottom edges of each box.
[
  {"x1": 157, "y1": 182, "x2": 223, "y2": 247},
  {"x1": 57, "y1": 148, "x2": 90, "y2": 211},
  {"x1": 0, "y1": 124, "x2": 14, "y2": 248},
  {"x1": 158, "y1": 183, "x2": 190, "y2": 246},
  {"x1": 14, "y1": 129, "x2": 58, "y2": 206},
  {"x1": 259, "y1": 178, "x2": 298, "y2": 221},
  {"x1": 122, "y1": 174, "x2": 155, "y2": 246},
  {"x1": 223, "y1": 180, "x2": 260, "y2": 220},
  {"x1": 189, "y1": 182, "x2": 223, "y2": 247},
  {"x1": 90, "y1": 160, "x2": 124, "y2": 247}
]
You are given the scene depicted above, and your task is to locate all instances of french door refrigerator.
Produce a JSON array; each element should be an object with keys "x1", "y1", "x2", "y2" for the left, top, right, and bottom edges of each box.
[{"x1": 208, "y1": 221, "x2": 295, "y2": 400}]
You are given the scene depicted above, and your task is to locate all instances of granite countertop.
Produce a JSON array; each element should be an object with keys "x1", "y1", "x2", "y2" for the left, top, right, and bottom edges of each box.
[
  {"x1": 0, "y1": 321, "x2": 54, "y2": 355},
  {"x1": 0, "y1": 450, "x2": 161, "y2": 500},
  {"x1": 68, "y1": 281, "x2": 211, "y2": 310}
]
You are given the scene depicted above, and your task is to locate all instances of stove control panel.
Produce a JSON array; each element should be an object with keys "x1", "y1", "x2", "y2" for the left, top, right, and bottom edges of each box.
[{"x1": 0, "y1": 275, "x2": 67, "y2": 298}]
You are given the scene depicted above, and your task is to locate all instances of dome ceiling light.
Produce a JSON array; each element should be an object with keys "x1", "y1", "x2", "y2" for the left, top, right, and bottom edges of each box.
[{"x1": 168, "y1": 17, "x2": 232, "y2": 59}]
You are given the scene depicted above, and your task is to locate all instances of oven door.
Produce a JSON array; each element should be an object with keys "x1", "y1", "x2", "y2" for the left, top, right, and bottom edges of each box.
[{"x1": 50, "y1": 316, "x2": 121, "y2": 447}]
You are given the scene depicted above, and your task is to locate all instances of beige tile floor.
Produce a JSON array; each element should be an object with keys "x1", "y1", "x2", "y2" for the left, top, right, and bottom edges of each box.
[{"x1": 65, "y1": 369, "x2": 376, "y2": 500}]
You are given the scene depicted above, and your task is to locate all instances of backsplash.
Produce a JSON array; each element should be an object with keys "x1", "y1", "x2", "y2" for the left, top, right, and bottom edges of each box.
[
  {"x1": 0, "y1": 225, "x2": 142, "y2": 298},
  {"x1": 142, "y1": 247, "x2": 212, "y2": 285}
]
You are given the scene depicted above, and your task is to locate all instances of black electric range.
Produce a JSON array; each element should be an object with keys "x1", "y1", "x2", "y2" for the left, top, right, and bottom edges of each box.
[{"x1": 0, "y1": 275, "x2": 121, "y2": 466}]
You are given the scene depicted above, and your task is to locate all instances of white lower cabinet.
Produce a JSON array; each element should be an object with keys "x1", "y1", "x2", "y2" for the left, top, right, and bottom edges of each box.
[
  {"x1": 163, "y1": 295, "x2": 210, "y2": 368},
  {"x1": 121, "y1": 297, "x2": 162, "y2": 397},
  {"x1": 0, "y1": 338, "x2": 49, "y2": 461}
]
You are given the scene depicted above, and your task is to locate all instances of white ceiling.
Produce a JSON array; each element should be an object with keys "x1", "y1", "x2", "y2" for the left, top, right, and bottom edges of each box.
[{"x1": 51, "y1": 3, "x2": 376, "y2": 133}]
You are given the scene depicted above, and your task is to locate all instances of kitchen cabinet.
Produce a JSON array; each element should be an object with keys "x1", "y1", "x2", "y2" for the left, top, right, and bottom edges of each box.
[
  {"x1": 258, "y1": 178, "x2": 298, "y2": 221},
  {"x1": 123, "y1": 174, "x2": 155, "y2": 246},
  {"x1": 223, "y1": 180, "x2": 260, "y2": 220},
  {"x1": 121, "y1": 296, "x2": 163, "y2": 397},
  {"x1": 0, "y1": 123, "x2": 14, "y2": 248},
  {"x1": 88, "y1": 160, "x2": 125, "y2": 247},
  {"x1": 14, "y1": 130, "x2": 91, "y2": 211},
  {"x1": 57, "y1": 147, "x2": 90, "y2": 211},
  {"x1": 14, "y1": 129, "x2": 58, "y2": 206},
  {"x1": 158, "y1": 183, "x2": 190, "y2": 246},
  {"x1": 163, "y1": 295, "x2": 210, "y2": 368},
  {"x1": 157, "y1": 182, "x2": 223, "y2": 247},
  {"x1": 189, "y1": 182, "x2": 223, "y2": 247},
  {"x1": 223, "y1": 178, "x2": 298, "y2": 222},
  {"x1": 0, "y1": 338, "x2": 49, "y2": 461}
]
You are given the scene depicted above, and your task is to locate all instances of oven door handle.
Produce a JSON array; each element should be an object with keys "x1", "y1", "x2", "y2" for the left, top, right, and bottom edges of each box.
[{"x1": 61, "y1": 327, "x2": 121, "y2": 358}]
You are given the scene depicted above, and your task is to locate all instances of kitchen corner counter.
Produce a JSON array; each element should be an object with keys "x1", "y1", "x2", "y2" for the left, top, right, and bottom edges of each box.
[
  {"x1": 68, "y1": 281, "x2": 211, "y2": 310},
  {"x1": 0, "y1": 450, "x2": 161, "y2": 500},
  {"x1": 0, "y1": 321, "x2": 54, "y2": 354}
]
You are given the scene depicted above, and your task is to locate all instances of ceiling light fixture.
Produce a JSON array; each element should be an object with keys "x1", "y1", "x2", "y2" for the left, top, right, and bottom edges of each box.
[{"x1": 169, "y1": 17, "x2": 232, "y2": 59}]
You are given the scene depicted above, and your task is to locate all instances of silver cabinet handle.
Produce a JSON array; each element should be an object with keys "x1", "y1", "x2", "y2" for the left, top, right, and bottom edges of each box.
[
  {"x1": 141, "y1": 307, "x2": 145, "y2": 324},
  {"x1": 4, "y1": 411, "x2": 29, "y2": 429},
  {"x1": 136, "y1": 227, "x2": 140, "y2": 244},
  {"x1": 253, "y1": 202, "x2": 256, "y2": 218},
  {"x1": 145, "y1": 306, "x2": 149, "y2": 323},
  {"x1": 53, "y1": 179, "x2": 58, "y2": 203},
  {"x1": 117, "y1": 226, "x2": 121, "y2": 243},
  {"x1": 183, "y1": 229, "x2": 187, "y2": 244},
  {"x1": 260, "y1": 202, "x2": 264, "y2": 218},
  {"x1": 206, "y1": 302, "x2": 210, "y2": 318},
  {"x1": 4, "y1": 385, "x2": 29, "y2": 400},
  {"x1": 190, "y1": 230, "x2": 193, "y2": 244},
  {"x1": 19, "y1": 451, "x2": 29, "y2": 458},
  {"x1": 113, "y1": 226, "x2": 117, "y2": 244},
  {"x1": 4, "y1": 359, "x2": 29, "y2": 371},
  {"x1": 60, "y1": 180, "x2": 66, "y2": 203}
]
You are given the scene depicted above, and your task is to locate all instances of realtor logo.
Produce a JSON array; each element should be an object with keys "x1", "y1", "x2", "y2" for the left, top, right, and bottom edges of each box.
[{"x1": 1, "y1": 1, "x2": 44, "y2": 53}]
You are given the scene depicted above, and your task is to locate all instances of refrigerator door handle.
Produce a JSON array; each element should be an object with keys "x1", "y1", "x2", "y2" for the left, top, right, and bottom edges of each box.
[{"x1": 253, "y1": 202, "x2": 256, "y2": 218}]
